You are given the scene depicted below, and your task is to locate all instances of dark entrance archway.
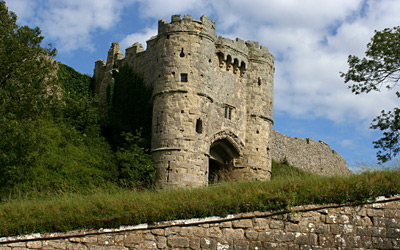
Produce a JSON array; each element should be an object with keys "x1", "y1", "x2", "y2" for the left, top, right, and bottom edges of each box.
[{"x1": 209, "y1": 138, "x2": 240, "y2": 184}]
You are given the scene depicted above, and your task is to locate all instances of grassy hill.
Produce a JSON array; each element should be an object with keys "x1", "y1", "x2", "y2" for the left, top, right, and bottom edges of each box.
[{"x1": 0, "y1": 160, "x2": 399, "y2": 237}]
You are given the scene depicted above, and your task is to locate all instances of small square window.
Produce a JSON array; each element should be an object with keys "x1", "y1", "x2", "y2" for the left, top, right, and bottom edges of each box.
[{"x1": 181, "y1": 73, "x2": 188, "y2": 82}]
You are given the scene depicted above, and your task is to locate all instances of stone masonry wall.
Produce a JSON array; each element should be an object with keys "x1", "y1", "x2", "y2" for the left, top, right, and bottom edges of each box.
[
  {"x1": 1, "y1": 195, "x2": 400, "y2": 249},
  {"x1": 271, "y1": 129, "x2": 352, "y2": 176}
]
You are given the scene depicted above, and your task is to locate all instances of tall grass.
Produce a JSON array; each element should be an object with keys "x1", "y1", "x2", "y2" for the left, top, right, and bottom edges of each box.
[{"x1": 1, "y1": 161, "x2": 400, "y2": 237}]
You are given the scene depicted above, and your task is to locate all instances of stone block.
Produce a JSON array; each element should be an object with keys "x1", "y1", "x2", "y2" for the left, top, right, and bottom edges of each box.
[
  {"x1": 253, "y1": 218, "x2": 269, "y2": 230},
  {"x1": 329, "y1": 224, "x2": 339, "y2": 234},
  {"x1": 325, "y1": 214, "x2": 337, "y2": 224},
  {"x1": 387, "y1": 228, "x2": 400, "y2": 238},
  {"x1": 244, "y1": 229, "x2": 258, "y2": 240},
  {"x1": 209, "y1": 226, "x2": 222, "y2": 238},
  {"x1": 80, "y1": 236, "x2": 98, "y2": 243},
  {"x1": 151, "y1": 229, "x2": 165, "y2": 236},
  {"x1": 293, "y1": 233, "x2": 317, "y2": 246},
  {"x1": 192, "y1": 227, "x2": 209, "y2": 237},
  {"x1": 155, "y1": 236, "x2": 167, "y2": 249},
  {"x1": 359, "y1": 236, "x2": 373, "y2": 248},
  {"x1": 167, "y1": 236, "x2": 189, "y2": 248},
  {"x1": 232, "y1": 219, "x2": 253, "y2": 228},
  {"x1": 384, "y1": 209, "x2": 399, "y2": 218},
  {"x1": 318, "y1": 234, "x2": 335, "y2": 247},
  {"x1": 233, "y1": 239, "x2": 249, "y2": 250},
  {"x1": 248, "y1": 241, "x2": 262, "y2": 250},
  {"x1": 220, "y1": 221, "x2": 232, "y2": 228},
  {"x1": 371, "y1": 226, "x2": 386, "y2": 238},
  {"x1": 257, "y1": 231, "x2": 274, "y2": 242},
  {"x1": 6, "y1": 242, "x2": 26, "y2": 247},
  {"x1": 66, "y1": 242, "x2": 88, "y2": 250},
  {"x1": 26, "y1": 241, "x2": 42, "y2": 249},
  {"x1": 314, "y1": 224, "x2": 329, "y2": 234},
  {"x1": 372, "y1": 236, "x2": 384, "y2": 249},
  {"x1": 222, "y1": 228, "x2": 244, "y2": 239},
  {"x1": 367, "y1": 208, "x2": 384, "y2": 217},
  {"x1": 200, "y1": 238, "x2": 217, "y2": 249},
  {"x1": 269, "y1": 219, "x2": 284, "y2": 229},
  {"x1": 97, "y1": 235, "x2": 114, "y2": 245},
  {"x1": 285, "y1": 223, "x2": 300, "y2": 232},
  {"x1": 47, "y1": 240, "x2": 67, "y2": 249},
  {"x1": 189, "y1": 238, "x2": 200, "y2": 250},
  {"x1": 125, "y1": 232, "x2": 144, "y2": 245},
  {"x1": 356, "y1": 225, "x2": 372, "y2": 236},
  {"x1": 274, "y1": 231, "x2": 294, "y2": 242}
]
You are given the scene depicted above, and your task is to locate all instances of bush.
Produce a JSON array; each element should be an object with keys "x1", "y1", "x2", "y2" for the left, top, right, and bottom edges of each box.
[{"x1": 116, "y1": 132, "x2": 156, "y2": 189}]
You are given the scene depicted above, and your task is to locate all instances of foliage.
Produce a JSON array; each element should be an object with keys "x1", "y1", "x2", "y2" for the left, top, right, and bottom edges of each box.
[
  {"x1": 271, "y1": 159, "x2": 311, "y2": 180},
  {"x1": 57, "y1": 63, "x2": 101, "y2": 136},
  {"x1": 341, "y1": 26, "x2": 400, "y2": 162},
  {"x1": 104, "y1": 64, "x2": 153, "y2": 149},
  {"x1": 1, "y1": 165, "x2": 400, "y2": 237},
  {"x1": 116, "y1": 132, "x2": 156, "y2": 189},
  {"x1": 0, "y1": 2, "x2": 118, "y2": 198}
]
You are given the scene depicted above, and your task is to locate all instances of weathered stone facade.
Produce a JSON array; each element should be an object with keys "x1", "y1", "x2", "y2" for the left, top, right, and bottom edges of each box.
[
  {"x1": 94, "y1": 14, "x2": 350, "y2": 188},
  {"x1": 94, "y1": 15, "x2": 274, "y2": 188},
  {"x1": 271, "y1": 130, "x2": 352, "y2": 176},
  {"x1": 2, "y1": 195, "x2": 400, "y2": 249}
]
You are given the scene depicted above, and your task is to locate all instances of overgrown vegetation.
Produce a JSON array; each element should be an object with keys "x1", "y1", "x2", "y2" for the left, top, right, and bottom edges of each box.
[
  {"x1": 2, "y1": 0, "x2": 400, "y2": 239},
  {"x1": 0, "y1": 162, "x2": 400, "y2": 237},
  {"x1": 0, "y1": 2, "x2": 155, "y2": 199}
]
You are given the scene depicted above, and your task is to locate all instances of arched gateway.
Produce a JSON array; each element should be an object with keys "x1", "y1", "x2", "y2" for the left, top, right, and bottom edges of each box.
[{"x1": 208, "y1": 131, "x2": 244, "y2": 184}]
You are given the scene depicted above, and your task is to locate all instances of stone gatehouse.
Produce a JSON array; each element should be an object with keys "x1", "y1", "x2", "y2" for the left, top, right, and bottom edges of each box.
[{"x1": 94, "y1": 14, "x2": 350, "y2": 188}]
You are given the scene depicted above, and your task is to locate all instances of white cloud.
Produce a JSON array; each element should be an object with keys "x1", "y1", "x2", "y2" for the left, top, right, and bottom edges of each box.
[
  {"x1": 120, "y1": 27, "x2": 157, "y2": 51},
  {"x1": 7, "y1": 0, "x2": 400, "y2": 129},
  {"x1": 7, "y1": 0, "x2": 134, "y2": 52}
]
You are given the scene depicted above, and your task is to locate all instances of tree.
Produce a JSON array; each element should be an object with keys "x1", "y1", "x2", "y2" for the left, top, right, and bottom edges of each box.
[
  {"x1": 341, "y1": 26, "x2": 400, "y2": 163},
  {"x1": 0, "y1": 1, "x2": 117, "y2": 197}
]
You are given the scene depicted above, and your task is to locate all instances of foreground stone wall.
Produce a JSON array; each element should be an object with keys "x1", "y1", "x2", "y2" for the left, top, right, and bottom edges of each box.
[
  {"x1": 1, "y1": 195, "x2": 400, "y2": 249},
  {"x1": 271, "y1": 130, "x2": 352, "y2": 176}
]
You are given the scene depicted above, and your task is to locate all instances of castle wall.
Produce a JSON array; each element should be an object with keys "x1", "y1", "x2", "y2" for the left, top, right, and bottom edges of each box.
[
  {"x1": 93, "y1": 14, "x2": 350, "y2": 188},
  {"x1": 3, "y1": 195, "x2": 400, "y2": 249},
  {"x1": 271, "y1": 129, "x2": 352, "y2": 176}
]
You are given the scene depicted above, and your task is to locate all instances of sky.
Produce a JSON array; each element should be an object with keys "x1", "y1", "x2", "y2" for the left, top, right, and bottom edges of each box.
[{"x1": 6, "y1": 0, "x2": 400, "y2": 171}]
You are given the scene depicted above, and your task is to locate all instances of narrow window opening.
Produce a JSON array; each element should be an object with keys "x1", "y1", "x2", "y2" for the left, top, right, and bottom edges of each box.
[
  {"x1": 224, "y1": 106, "x2": 233, "y2": 120},
  {"x1": 181, "y1": 73, "x2": 188, "y2": 82},
  {"x1": 172, "y1": 72, "x2": 175, "y2": 76},
  {"x1": 181, "y1": 110, "x2": 184, "y2": 113},
  {"x1": 196, "y1": 119, "x2": 203, "y2": 134},
  {"x1": 166, "y1": 161, "x2": 172, "y2": 182},
  {"x1": 180, "y1": 48, "x2": 185, "y2": 57},
  {"x1": 258, "y1": 77, "x2": 262, "y2": 86},
  {"x1": 256, "y1": 130, "x2": 259, "y2": 134},
  {"x1": 166, "y1": 35, "x2": 170, "y2": 39}
]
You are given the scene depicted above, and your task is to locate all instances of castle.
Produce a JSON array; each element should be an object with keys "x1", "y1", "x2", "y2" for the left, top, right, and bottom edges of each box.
[{"x1": 94, "y1": 15, "x2": 351, "y2": 188}]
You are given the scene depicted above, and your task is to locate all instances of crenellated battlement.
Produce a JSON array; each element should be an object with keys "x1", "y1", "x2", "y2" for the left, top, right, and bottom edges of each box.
[{"x1": 157, "y1": 14, "x2": 216, "y2": 41}]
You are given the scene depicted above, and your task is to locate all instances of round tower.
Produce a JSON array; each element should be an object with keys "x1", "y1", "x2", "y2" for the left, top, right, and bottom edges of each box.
[
  {"x1": 235, "y1": 41, "x2": 275, "y2": 180},
  {"x1": 151, "y1": 15, "x2": 217, "y2": 188}
]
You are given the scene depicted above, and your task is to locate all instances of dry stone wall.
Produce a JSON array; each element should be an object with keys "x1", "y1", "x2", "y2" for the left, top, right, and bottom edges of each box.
[
  {"x1": 271, "y1": 130, "x2": 352, "y2": 176},
  {"x1": 2, "y1": 195, "x2": 400, "y2": 249}
]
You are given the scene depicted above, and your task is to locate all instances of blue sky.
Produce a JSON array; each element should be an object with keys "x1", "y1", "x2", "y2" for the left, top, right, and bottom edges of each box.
[{"x1": 6, "y1": 0, "x2": 400, "y2": 171}]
